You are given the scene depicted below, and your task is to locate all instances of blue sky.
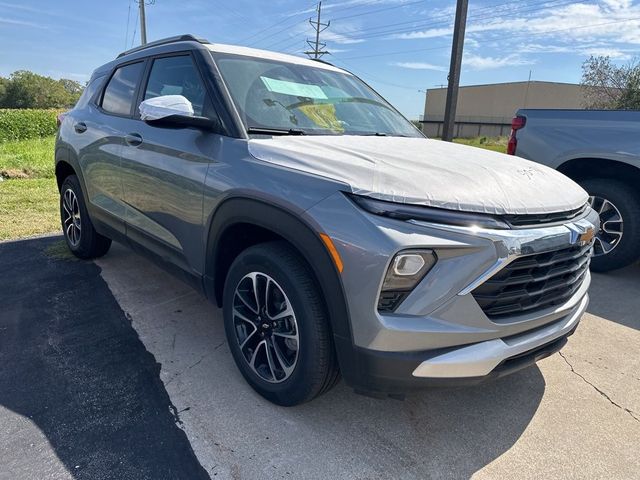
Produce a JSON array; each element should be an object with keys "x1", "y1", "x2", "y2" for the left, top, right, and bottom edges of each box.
[{"x1": 1, "y1": 0, "x2": 639, "y2": 118}]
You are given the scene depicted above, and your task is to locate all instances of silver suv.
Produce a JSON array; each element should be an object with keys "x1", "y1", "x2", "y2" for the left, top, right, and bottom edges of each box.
[{"x1": 56, "y1": 35, "x2": 599, "y2": 405}]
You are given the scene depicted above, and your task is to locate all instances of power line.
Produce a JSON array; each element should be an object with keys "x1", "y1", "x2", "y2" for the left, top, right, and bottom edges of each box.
[
  {"x1": 125, "y1": 0, "x2": 132, "y2": 49},
  {"x1": 239, "y1": 1, "x2": 318, "y2": 44},
  {"x1": 332, "y1": 59, "x2": 424, "y2": 91},
  {"x1": 332, "y1": 14, "x2": 640, "y2": 62},
  {"x1": 335, "y1": 0, "x2": 590, "y2": 40},
  {"x1": 337, "y1": 45, "x2": 449, "y2": 61},
  {"x1": 332, "y1": 0, "x2": 427, "y2": 21},
  {"x1": 131, "y1": 3, "x2": 139, "y2": 48},
  {"x1": 248, "y1": 14, "x2": 309, "y2": 47}
]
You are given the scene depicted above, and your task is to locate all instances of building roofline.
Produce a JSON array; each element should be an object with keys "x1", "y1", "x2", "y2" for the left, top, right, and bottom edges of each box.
[{"x1": 426, "y1": 80, "x2": 581, "y2": 91}]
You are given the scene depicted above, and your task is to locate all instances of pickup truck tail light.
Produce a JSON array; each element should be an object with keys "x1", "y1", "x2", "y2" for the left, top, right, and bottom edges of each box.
[{"x1": 507, "y1": 115, "x2": 526, "y2": 155}]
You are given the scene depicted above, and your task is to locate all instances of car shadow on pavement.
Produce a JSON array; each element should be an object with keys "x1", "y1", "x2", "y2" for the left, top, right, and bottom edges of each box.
[
  {"x1": 296, "y1": 366, "x2": 546, "y2": 478},
  {"x1": 0, "y1": 236, "x2": 211, "y2": 480},
  {"x1": 95, "y1": 242, "x2": 547, "y2": 479},
  {"x1": 588, "y1": 263, "x2": 640, "y2": 331}
]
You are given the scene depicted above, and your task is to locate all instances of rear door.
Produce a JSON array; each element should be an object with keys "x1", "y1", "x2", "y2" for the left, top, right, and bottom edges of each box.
[
  {"x1": 77, "y1": 61, "x2": 146, "y2": 235},
  {"x1": 118, "y1": 52, "x2": 223, "y2": 275}
]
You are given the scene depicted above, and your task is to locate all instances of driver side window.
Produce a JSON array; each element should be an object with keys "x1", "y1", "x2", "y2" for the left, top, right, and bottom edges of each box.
[{"x1": 143, "y1": 55, "x2": 208, "y2": 116}]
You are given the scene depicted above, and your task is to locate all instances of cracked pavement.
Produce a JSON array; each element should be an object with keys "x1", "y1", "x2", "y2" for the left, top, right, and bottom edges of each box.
[
  {"x1": 96, "y1": 241, "x2": 640, "y2": 479},
  {"x1": 1, "y1": 236, "x2": 638, "y2": 479}
]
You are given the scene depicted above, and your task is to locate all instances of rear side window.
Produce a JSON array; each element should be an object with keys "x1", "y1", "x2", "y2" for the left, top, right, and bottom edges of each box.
[
  {"x1": 75, "y1": 73, "x2": 105, "y2": 109},
  {"x1": 143, "y1": 55, "x2": 207, "y2": 116},
  {"x1": 101, "y1": 62, "x2": 144, "y2": 116}
]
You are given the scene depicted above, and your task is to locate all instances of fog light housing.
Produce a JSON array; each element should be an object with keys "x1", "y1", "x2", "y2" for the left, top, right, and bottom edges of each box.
[{"x1": 378, "y1": 250, "x2": 437, "y2": 312}]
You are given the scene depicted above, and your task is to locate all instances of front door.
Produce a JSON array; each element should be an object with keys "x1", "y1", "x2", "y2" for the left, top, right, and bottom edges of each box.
[{"x1": 118, "y1": 53, "x2": 223, "y2": 275}]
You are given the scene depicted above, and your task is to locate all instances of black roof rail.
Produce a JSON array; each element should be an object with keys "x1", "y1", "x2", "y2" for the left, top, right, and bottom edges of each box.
[{"x1": 117, "y1": 34, "x2": 210, "y2": 58}]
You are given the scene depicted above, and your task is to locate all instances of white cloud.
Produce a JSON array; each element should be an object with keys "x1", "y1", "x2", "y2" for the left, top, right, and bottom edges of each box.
[
  {"x1": 0, "y1": 16, "x2": 44, "y2": 28},
  {"x1": 391, "y1": 61, "x2": 447, "y2": 71},
  {"x1": 463, "y1": 54, "x2": 535, "y2": 70},
  {"x1": 323, "y1": 30, "x2": 365, "y2": 44},
  {"x1": 582, "y1": 47, "x2": 633, "y2": 59},
  {"x1": 391, "y1": 1, "x2": 640, "y2": 45}
]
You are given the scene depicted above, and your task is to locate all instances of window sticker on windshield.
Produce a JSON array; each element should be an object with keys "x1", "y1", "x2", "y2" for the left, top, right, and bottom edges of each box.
[{"x1": 260, "y1": 76, "x2": 328, "y2": 99}]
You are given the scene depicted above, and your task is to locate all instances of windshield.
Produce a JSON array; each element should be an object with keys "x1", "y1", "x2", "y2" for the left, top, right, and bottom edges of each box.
[{"x1": 213, "y1": 53, "x2": 421, "y2": 137}]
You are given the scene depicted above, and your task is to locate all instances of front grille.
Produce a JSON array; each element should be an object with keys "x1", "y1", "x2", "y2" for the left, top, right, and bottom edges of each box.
[
  {"x1": 502, "y1": 205, "x2": 587, "y2": 228},
  {"x1": 472, "y1": 243, "x2": 592, "y2": 318}
]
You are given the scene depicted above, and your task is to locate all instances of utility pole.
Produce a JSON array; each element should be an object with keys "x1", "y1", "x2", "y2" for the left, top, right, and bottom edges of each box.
[
  {"x1": 137, "y1": 0, "x2": 154, "y2": 45},
  {"x1": 305, "y1": 2, "x2": 330, "y2": 59},
  {"x1": 441, "y1": 0, "x2": 469, "y2": 142}
]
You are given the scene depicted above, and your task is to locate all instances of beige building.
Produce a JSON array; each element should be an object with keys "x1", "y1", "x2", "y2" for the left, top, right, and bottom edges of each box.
[{"x1": 420, "y1": 81, "x2": 586, "y2": 138}]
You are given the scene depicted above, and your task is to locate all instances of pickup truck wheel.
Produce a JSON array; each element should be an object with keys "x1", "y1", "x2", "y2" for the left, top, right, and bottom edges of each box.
[
  {"x1": 223, "y1": 241, "x2": 339, "y2": 406},
  {"x1": 60, "y1": 175, "x2": 111, "y2": 259},
  {"x1": 580, "y1": 178, "x2": 640, "y2": 272}
]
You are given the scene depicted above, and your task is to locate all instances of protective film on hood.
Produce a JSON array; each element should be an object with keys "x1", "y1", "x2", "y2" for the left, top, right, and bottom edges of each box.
[{"x1": 248, "y1": 136, "x2": 588, "y2": 216}]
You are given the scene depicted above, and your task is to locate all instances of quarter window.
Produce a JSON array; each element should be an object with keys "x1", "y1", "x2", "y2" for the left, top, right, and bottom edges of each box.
[
  {"x1": 144, "y1": 55, "x2": 207, "y2": 116},
  {"x1": 101, "y1": 62, "x2": 144, "y2": 116}
]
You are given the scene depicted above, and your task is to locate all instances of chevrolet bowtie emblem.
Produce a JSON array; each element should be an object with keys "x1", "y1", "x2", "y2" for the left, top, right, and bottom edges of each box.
[
  {"x1": 568, "y1": 224, "x2": 595, "y2": 246},
  {"x1": 579, "y1": 227, "x2": 596, "y2": 246}
]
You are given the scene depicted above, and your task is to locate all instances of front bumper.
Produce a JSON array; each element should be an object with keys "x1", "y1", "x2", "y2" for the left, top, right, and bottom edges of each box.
[{"x1": 305, "y1": 193, "x2": 599, "y2": 393}]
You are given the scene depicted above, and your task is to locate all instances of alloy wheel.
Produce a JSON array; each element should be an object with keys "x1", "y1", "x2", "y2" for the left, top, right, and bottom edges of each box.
[
  {"x1": 232, "y1": 272, "x2": 300, "y2": 383},
  {"x1": 62, "y1": 188, "x2": 81, "y2": 247},
  {"x1": 588, "y1": 195, "x2": 623, "y2": 256}
]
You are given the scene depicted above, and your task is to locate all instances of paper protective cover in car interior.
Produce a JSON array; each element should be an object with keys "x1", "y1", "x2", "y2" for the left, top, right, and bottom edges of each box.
[{"x1": 247, "y1": 136, "x2": 588, "y2": 215}]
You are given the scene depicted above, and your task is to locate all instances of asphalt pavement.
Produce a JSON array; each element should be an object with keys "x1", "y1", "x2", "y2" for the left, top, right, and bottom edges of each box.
[
  {"x1": 1, "y1": 235, "x2": 639, "y2": 479},
  {"x1": 0, "y1": 236, "x2": 209, "y2": 480}
]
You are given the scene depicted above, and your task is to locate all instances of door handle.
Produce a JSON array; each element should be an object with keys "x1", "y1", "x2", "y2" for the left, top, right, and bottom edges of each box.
[
  {"x1": 74, "y1": 122, "x2": 87, "y2": 133},
  {"x1": 124, "y1": 133, "x2": 143, "y2": 146}
]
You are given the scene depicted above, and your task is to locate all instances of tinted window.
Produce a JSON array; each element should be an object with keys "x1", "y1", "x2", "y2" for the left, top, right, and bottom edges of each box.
[
  {"x1": 144, "y1": 55, "x2": 207, "y2": 116},
  {"x1": 102, "y1": 62, "x2": 144, "y2": 115},
  {"x1": 76, "y1": 73, "x2": 106, "y2": 109}
]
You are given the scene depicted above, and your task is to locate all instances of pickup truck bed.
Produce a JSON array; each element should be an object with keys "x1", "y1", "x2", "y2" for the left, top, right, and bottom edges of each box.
[{"x1": 509, "y1": 109, "x2": 640, "y2": 271}]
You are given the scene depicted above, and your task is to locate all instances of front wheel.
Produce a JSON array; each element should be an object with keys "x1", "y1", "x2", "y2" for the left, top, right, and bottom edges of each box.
[
  {"x1": 580, "y1": 178, "x2": 640, "y2": 272},
  {"x1": 223, "y1": 241, "x2": 339, "y2": 406},
  {"x1": 60, "y1": 175, "x2": 111, "y2": 259}
]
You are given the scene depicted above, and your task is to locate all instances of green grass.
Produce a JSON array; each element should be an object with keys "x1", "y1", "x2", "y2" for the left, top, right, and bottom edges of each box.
[
  {"x1": 0, "y1": 177, "x2": 60, "y2": 240},
  {"x1": 453, "y1": 136, "x2": 508, "y2": 153},
  {"x1": 44, "y1": 239, "x2": 77, "y2": 260},
  {"x1": 0, "y1": 136, "x2": 56, "y2": 179},
  {"x1": 0, "y1": 136, "x2": 59, "y2": 241}
]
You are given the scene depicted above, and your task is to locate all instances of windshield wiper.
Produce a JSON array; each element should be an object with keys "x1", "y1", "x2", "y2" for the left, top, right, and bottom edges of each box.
[{"x1": 247, "y1": 127, "x2": 306, "y2": 136}]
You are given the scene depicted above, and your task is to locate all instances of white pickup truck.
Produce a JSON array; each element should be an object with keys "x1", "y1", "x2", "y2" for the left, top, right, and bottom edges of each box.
[{"x1": 508, "y1": 109, "x2": 640, "y2": 271}]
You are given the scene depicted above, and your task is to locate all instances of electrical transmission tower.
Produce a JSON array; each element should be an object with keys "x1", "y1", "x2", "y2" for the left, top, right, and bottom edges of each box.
[{"x1": 305, "y1": 2, "x2": 330, "y2": 59}]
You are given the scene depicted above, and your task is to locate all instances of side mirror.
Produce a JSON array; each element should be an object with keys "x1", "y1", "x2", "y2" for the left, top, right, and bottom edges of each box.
[{"x1": 139, "y1": 95, "x2": 220, "y2": 132}]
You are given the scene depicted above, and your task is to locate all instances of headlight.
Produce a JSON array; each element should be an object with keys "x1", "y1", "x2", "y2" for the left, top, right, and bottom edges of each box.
[
  {"x1": 348, "y1": 193, "x2": 509, "y2": 230},
  {"x1": 378, "y1": 250, "x2": 437, "y2": 312}
]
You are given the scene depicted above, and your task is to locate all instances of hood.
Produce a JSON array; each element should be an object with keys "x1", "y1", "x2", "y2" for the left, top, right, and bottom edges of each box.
[{"x1": 247, "y1": 136, "x2": 588, "y2": 216}]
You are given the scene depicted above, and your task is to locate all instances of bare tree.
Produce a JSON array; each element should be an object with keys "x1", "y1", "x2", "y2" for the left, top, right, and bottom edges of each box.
[{"x1": 581, "y1": 56, "x2": 640, "y2": 110}]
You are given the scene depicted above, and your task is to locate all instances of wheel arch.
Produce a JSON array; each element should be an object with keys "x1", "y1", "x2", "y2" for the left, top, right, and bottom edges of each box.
[
  {"x1": 557, "y1": 157, "x2": 640, "y2": 190},
  {"x1": 204, "y1": 196, "x2": 353, "y2": 344}
]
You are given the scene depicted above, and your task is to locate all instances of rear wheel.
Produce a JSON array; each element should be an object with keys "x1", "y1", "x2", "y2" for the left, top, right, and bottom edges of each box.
[
  {"x1": 223, "y1": 241, "x2": 339, "y2": 406},
  {"x1": 580, "y1": 178, "x2": 640, "y2": 272},
  {"x1": 60, "y1": 175, "x2": 111, "y2": 259}
]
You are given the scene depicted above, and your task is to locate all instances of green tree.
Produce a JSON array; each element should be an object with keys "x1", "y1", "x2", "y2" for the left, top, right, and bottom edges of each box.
[
  {"x1": 581, "y1": 56, "x2": 640, "y2": 110},
  {"x1": 0, "y1": 70, "x2": 84, "y2": 108},
  {"x1": 0, "y1": 77, "x2": 7, "y2": 105}
]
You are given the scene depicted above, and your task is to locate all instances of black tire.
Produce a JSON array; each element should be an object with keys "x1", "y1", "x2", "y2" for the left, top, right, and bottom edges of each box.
[
  {"x1": 223, "y1": 241, "x2": 340, "y2": 406},
  {"x1": 580, "y1": 178, "x2": 640, "y2": 272},
  {"x1": 60, "y1": 175, "x2": 111, "y2": 259}
]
